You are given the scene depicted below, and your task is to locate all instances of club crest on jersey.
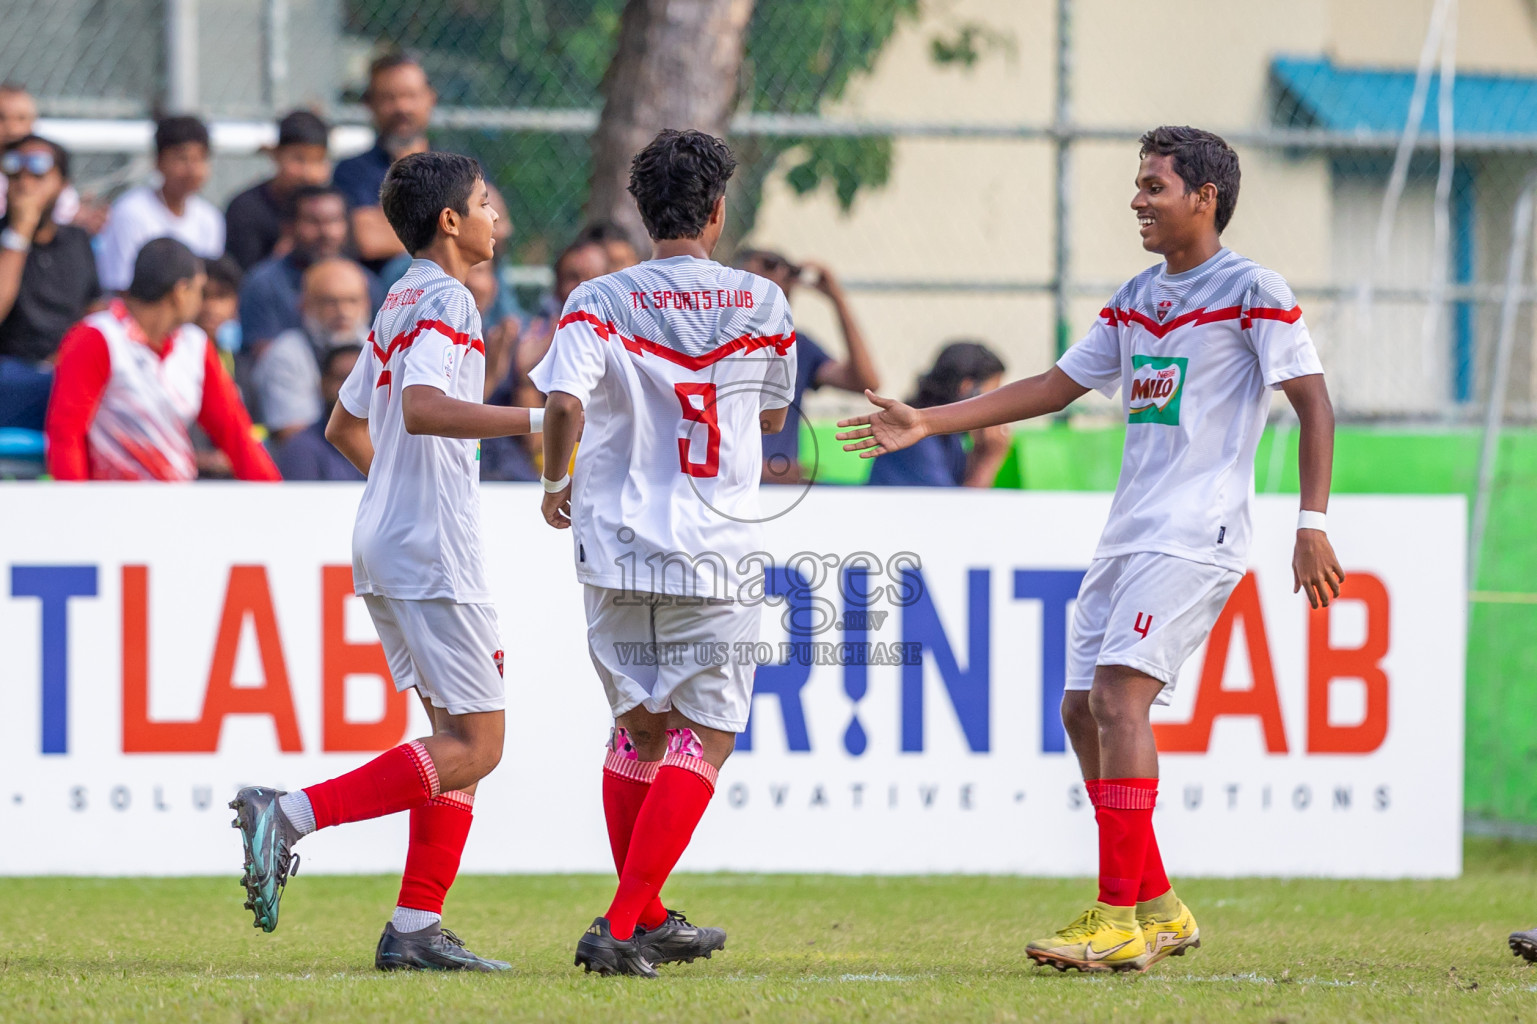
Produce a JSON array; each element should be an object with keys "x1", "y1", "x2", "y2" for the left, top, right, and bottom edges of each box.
[
  {"x1": 1155, "y1": 299, "x2": 1174, "y2": 322},
  {"x1": 1127, "y1": 354, "x2": 1187, "y2": 425},
  {"x1": 493, "y1": 649, "x2": 504, "y2": 678}
]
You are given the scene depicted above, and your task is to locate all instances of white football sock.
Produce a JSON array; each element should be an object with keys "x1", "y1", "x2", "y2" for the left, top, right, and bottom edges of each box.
[
  {"x1": 392, "y1": 906, "x2": 442, "y2": 933},
  {"x1": 277, "y1": 791, "x2": 316, "y2": 836}
]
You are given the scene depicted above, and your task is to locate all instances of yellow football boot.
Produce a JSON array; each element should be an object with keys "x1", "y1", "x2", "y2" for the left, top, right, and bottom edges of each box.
[
  {"x1": 1139, "y1": 899, "x2": 1201, "y2": 967},
  {"x1": 1025, "y1": 903, "x2": 1150, "y2": 973}
]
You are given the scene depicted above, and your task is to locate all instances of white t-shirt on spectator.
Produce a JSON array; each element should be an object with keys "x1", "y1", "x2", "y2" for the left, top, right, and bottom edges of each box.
[
  {"x1": 95, "y1": 185, "x2": 225, "y2": 292},
  {"x1": 337, "y1": 258, "x2": 489, "y2": 603},
  {"x1": 1056, "y1": 247, "x2": 1323, "y2": 572},
  {"x1": 529, "y1": 255, "x2": 796, "y2": 599}
]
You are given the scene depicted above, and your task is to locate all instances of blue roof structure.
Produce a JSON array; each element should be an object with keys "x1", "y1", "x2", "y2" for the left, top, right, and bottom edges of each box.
[{"x1": 1271, "y1": 55, "x2": 1537, "y2": 136}]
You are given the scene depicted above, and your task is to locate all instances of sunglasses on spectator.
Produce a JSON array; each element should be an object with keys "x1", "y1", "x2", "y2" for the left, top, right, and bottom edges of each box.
[
  {"x1": 754, "y1": 254, "x2": 802, "y2": 277},
  {"x1": 1, "y1": 151, "x2": 56, "y2": 177}
]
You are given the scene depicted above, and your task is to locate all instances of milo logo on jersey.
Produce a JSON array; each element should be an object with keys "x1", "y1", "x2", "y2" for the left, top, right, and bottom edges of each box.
[{"x1": 1128, "y1": 355, "x2": 1188, "y2": 425}]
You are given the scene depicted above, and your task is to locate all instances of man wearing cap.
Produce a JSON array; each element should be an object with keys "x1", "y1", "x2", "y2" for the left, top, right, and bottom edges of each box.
[
  {"x1": 225, "y1": 110, "x2": 333, "y2": 271},
  {"x1": 738, "y1": 249, "x2": 881, "y2": 485}
]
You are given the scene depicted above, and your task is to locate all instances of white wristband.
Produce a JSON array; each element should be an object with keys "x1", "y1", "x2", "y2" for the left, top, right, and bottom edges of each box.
[
  {"x1": 542, "y1": 473, "x2": 570, "y2": 493},
  {"x1": 529, "y1": 407, "x2": 545, "y2": 432},
  {"x1": 1297, "y1": 510, "x2": 1327, "y2": 533},
  {"x1": 0, "y1": 228, "x2": 30, "y2": 252}
]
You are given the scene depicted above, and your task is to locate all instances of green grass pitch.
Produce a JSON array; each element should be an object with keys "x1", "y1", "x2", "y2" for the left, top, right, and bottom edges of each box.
[{"x1": 3, "y1": 839, "x2": 1536, "y2": 1023}]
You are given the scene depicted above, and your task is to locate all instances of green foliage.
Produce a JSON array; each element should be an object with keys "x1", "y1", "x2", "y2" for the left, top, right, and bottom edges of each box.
[{"x1": 341, "y1": 0, "x2": 924, "y2": 257}]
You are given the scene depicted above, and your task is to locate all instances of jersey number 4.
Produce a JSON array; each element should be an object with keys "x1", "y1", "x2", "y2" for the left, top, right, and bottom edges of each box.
[{"x1": 675, "y1": 382, "x2": 721, "y2": 478}]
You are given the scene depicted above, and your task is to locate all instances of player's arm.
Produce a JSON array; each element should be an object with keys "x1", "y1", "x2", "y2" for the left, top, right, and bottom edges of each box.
[
  {"x1": 539, "y1": 390, "x2": 582, "y2": 529},
  {"x1": 761, "y1": 406, "x2": 788, "y2": 434},
  {"x1": 325, "y1": 401, "x2": 374, "y2": 476},
  {"x1": 1280, "y1": 373, "x2": 1345, "y2": 609},
  {"x1": 400, "y1": 384, "x2": 538, "y2": 439},
  {"x1": 837, "y1": 367, "x2": 1087, "y2": 458}
]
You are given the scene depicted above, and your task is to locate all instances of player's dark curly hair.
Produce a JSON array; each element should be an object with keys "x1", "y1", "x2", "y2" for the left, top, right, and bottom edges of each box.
[
  {"x1": 912, "y1": 341, "x2": 1005, "y2": 409},
  {"x1": 627, "y1": 129, "x2": 737, "y2": 241},
  {"x1": 1139, "y1": 125, "x2": 1241, "y2": 234},
  {"x1": 380, "y1": 151, "x2": 482, "y2": 255}
]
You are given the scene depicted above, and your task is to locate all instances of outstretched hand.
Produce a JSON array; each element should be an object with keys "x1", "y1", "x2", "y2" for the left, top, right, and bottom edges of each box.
[{"x1": 836, "y1": 390, "x2": 928, "y2": 458}]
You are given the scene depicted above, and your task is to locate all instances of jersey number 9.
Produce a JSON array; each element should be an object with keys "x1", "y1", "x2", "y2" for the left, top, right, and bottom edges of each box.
[{"x1": 675, "y1": 382, "x2": 721, "y2": 478}]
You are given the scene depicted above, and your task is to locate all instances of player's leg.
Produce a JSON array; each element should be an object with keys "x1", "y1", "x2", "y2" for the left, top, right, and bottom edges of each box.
[
  {"x1": 377, "y1": 694, "x2": 510, "y2": 972},
  {"x1": 601, "y1": 712, "x2": 669, "y2": 931},
  {"x1": 231, "y1": 595, "x2": 438, "y2": 932},
  {"x1": 575, "y1": 593, "x2": 747, "y2": 976},
  {"x1": 232, "y1": 597, "x2": 505, "y2": 935},
  {"x1": 1090, "y1": 555, "x2": 1238, "y2": 969},
  {"x1": 575, "y1": 587, "x2": 668, "y2": 977},
  {"x1": 619, "y1": 594, "x2": 757, "y2": 966},
  {"x1": 593, "y1": 713, "x2": 732, "y2": 960},
  {"x1": 1029, "y1": 562, "x2": 1148, "y2": 970},
  {"x1": 1027, "y1": 664, "x2": 1160, "y2": 973}
]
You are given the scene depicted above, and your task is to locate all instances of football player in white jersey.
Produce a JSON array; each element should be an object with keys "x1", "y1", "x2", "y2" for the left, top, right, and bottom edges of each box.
[
  {"x1": 231, "y1": 151, "x2": 541, "y2": 971},
  {"x1": 839, "y1": 126, "x2": 1345, "y2": 973},
  {"x1": 533, "y1": 129, "x2": 796, "y2": 977}
]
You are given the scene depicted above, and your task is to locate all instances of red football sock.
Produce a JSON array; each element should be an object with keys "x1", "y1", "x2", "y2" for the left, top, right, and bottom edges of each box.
[
  {"x1": 303, "y1": 740, "x2": 439, "y2": 831},
  {"x1": 1092, "y1": 778, "x2": 1157, "y2": 907},
  {"x1": 1138, "y1": 820, "x2": 1172, "y2": 904},
  {"x1": 604, "y1": 755, "x2": 718, "y2": 940},
  {"x1": 602, "y1": 745, "x2": 668, "y2": 930},
  {"x1": 397, "y1": 790, "x2": 474, "y2": 914}
]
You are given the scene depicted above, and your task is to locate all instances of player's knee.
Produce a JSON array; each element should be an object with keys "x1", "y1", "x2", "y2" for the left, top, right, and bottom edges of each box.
[
  {"x1": 1061, "y1": 692, "x2": 1095, "y2": 737},
  {"x1": 1088, "y1": 684, "x2": 1140, "y2": 733}
]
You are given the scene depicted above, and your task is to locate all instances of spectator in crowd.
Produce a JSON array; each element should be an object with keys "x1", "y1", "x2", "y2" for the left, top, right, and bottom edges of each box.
[
  {"x1": 508, "y1": 236, "x2": 607, "y2": 388},
  {"x1": 95, "y1": 116, "x2": 225, "y2": 292},
  {"x1": 865, "y1": 340, "x2": 1011, "y2": 488},
  {"x1": 45, "y1": 237, "x2": 279, "y2": 481},
  {"x1": 194, "y1": 256, "x2": 243, "y2": 360},
  {"x1": 475, "y1": 254, "x2": 544, "y2": 482},
  {"x1": 270, "y1": 343, "x2": 365, "y2": 482},
  {"x1": 238, "y1": 184, "x2": 381, "y2": 352},
  {"x1": 333, "y1": 53, "x2": 435, "y2": 271},
  {"x1": 738, "y1": 248, "x2": 881, "y2": 484},
  {"x1": 577, "y1": 219, "x2": 640, "y2": 272},
  {"x1": 0, "y1": 83, "x2": 103, "y2": 232},
  {"x1": 334, "y1": 52, "x2": 512, "y2": 276},
  {"x1": 252, "y1": 257, "x2": 372, "y2": 442},
  {"x1": 0, "y1": 135, "x2": 101, "y2": 430},
  {"x1": 467, "y1": 258, "x2": 521, "y2": 394},
  {"x1": 224, "y1": 110, "x2": 332, "y2": 271}
]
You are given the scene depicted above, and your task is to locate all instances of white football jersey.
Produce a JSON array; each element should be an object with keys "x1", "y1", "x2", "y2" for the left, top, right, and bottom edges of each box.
[
  {"x1": 530, "y1": 255, "x2": 796, "y2": 598},
  {"x1": 1057, "y1": 248, "x2": 1323, "y2": 571},
  {"x1": 337, "y1": 259, "x2": 490, "y2": 602}
]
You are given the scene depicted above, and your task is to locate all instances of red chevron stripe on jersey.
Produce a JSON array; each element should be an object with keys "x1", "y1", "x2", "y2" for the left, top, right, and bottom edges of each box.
[
  {"x1": 372, "y1": 319, "x2": 485, "y2": 388},
  {"x1": 1101, "y1": 303, "x2": 1303, "y2": 339},
  {"x1": 557, "y1": 309, "x2": 795, "y2": 371}
]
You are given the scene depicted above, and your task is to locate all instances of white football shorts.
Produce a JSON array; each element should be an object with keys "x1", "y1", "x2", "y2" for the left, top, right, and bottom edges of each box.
[
  {"x1": 583, "y1": 585, "x2": 761, "y2": 733},
  {"x1": 1065, "y1": 552, "x2": 1242, "y2": 704},
  {"x1": 363, "y1": 596, "x2": 505, "y2": 715}
]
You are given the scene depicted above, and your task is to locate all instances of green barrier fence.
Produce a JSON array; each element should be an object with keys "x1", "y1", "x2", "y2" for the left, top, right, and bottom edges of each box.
[{"x1": 803, "y1": 421, "x2": 1537, "y2": 826}]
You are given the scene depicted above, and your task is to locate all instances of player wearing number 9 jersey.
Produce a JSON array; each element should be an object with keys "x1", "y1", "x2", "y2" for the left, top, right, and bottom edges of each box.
[{"x1": 533, "y1": 129, "x2": 795, "y2": 977}]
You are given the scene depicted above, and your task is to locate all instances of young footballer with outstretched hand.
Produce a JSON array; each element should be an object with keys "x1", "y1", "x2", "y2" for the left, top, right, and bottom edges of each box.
[
  {"x1": 231, "y1": 151, "x2": 540, "y2": 971},
  {"x1": 533, "y1": 129, "x2": 796, "y2": 978},
  {"x1": 838, "y1": 126, "x2": 1345, "y2": 973}
]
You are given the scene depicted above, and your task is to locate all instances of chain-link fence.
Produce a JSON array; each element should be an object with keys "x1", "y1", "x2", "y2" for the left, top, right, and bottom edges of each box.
[{"x1": 6, "y1": 0, "x2": 1537, "y2": 819}]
